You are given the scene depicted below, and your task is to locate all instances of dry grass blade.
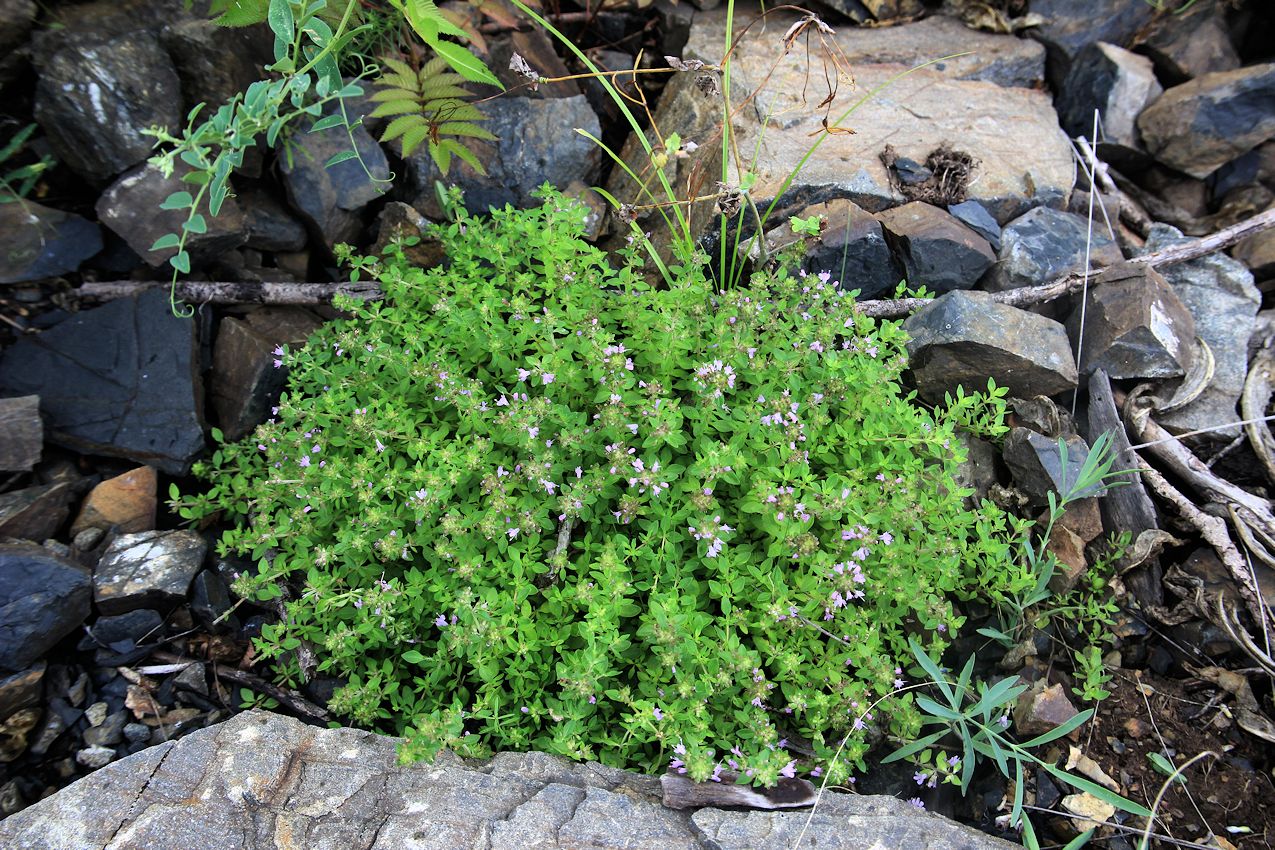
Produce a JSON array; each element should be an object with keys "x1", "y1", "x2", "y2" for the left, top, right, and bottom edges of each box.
[{"x1": 1241, "y1": 344, "x2": 1275, "y2": 486}]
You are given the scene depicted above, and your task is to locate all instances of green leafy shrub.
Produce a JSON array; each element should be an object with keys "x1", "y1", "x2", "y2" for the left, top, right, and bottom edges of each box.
[{"x1": 179, "y1": 187, "x2": 1029, "y2": 786}]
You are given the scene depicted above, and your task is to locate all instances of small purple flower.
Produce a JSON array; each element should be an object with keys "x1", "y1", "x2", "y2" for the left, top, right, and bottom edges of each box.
[
  {"x1": 907, "y1": 797, "x2": 925, "y2": 810},
  {"x1": 780, "y1": 761, "x2": 796, "y2": 779},
  {"x1": 507, "y1": 528, "x2": 520, "y2": 540},
  {"x1": 542, "y1": 372, "x2": 555, "y2": 385},
  {"x1": 653, "y1": 707, "x2": 663, "y2": 721},
  {"x1": 299, "y1": 455, "x2": 311, "y2": 468},
  {"x1": 528, "y1": 426, "x2": 540, "y2": 439},
  {"x1": 375, "y1": 438, "x2": 386, "y2": 453},
  {"x1": 517, "y1": 368, "x2": 531, "y2": 382},
  {"x1": 434, "y1": 614, "x2": 448, "y2": 628},
  {"x1": 520, "y1": 706, "x2": 529, "y2": 714}
]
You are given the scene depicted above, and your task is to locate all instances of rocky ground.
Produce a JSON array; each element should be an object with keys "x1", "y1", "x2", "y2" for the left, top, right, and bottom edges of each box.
[{"x1": 2, "y1": 0, "x2": 1275, "y2": 846}]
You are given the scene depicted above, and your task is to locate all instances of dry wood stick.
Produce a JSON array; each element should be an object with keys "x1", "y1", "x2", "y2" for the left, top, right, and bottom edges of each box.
[{"x1": 151, "y1": 650, "x2": 330, "y2": 723}]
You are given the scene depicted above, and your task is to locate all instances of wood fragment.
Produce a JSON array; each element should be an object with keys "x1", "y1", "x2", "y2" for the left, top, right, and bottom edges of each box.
[
  {"x1": 76, "y1": 280, "x2": 382, "y2": 305},
  {"x1": 661, "y1": 771, "x2": 816, "y2": 810},
  {"x1": 152, "y1": 650, "x2": 330, "y2": 723}
]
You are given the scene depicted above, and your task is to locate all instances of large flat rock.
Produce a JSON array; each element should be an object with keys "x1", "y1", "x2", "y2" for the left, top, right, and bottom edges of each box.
[{"x1": 0, "y1": 709, "x2": 1017, "y2": 849}]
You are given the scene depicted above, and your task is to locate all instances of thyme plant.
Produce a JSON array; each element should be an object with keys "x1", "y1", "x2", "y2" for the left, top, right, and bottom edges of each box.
[{"x1": 177, "y1": 188, "x2": 1034, "y2": 785}]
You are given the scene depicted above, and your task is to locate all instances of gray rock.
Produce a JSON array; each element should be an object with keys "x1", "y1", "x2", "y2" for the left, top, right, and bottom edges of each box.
[
  {"x1": 94, "y1": 529, "x2": 207, "y2": 615},
  {"x1": 0, "y1": 288, "x2": 206, "y2": 474},
  {"x1": 210, "y1": 307, "x2": 324, "y2": 442},
  {"x1": 74, "y1": 745, "x2": 114, "y2": 770},
  {"x1": 78, "y1": 609, "x2": 164, "y2": 651},
  {"x1": 408, "y1": 94, "x2": 601, "y2": 217},
  {"x1": 1141, "y1": 224, "x2": 1261, "y2": 439},
  {"x1": 876, "y1": 201, "x2": 995, "y2": 294},
  {"x1": 190, "y1": 570, "x2": 234, "y2": 632},
  {"x1": 240, "y1": 187, "x2": 309, "y2": 253},
  {"x1": 953, "y1": 434, "x2": 999, "y2": 508},
  {"x1": 33, "y1": 31, "x2": 182, "y2": 182},
  {"x1": 0, "y1": 395, "x2": 41, "y2": 472},
  {"x1": 772, "y1": 198, "x2": 900, "y2": 299},
  {"x1": 985, "y1": 206, "x2": 1124, "y2": 292},
  {"x1": 369, "y1": 202, "x2": 445, "y2": 270},
  {"x1": 123, "y1": 722, "x2": 150, "y2": 745},
  {"x1": 1003, "y1": 429, "x2": 1091, "y2": 505},
  {"x1": 485, "y1": 26, "x2": 575, "y2": 98},
  {"x1": 903, "y1": 290, "x2": 1078, "y2": 402},
  {"x1": 1067, "y1": 262, "x2": 1197, "y2": 380},
  {"x1": 73, "y1": 527, "x2": 105, "y2": 552},
  {"x1": 1138, "y1": 63, "x2": 1275, "y2": 180},
  {"x1": 0, "y1": 482, "x2": 74, "y2": 542},
  {"x1": 159, "y1": 17, "x2": 273, "y2": 115},
  {"x1": 1233, "y1": 219, "x2": 1275, "y2": 280},
  {"x1": 1027, "y1": 0, "x2": 1155, "y2": 89},
  {"x1": 97, "y1": 162, "x2": 248, "y2": 268},
  {"x1": 947, "y1": 200, "x2": 1001, "y2": 252},
  {"x1": 0, "y1": 710, "x2": 1017, "y2": 850},
  {"x1": 1135, "y1": 0, "x2": 1240, "y2": 84},
  {"x1": 279, "y1": 101, "x2": 390, "y2": 248},
  {"x1": 0, "y1": 201, "x2": 103, "y2": 284},
  {"x1": 0, "y1": 0, "x2": 36, "y2": 89},
  {"x1": 0, "y1": 543, "x2": 90, "y2": 673},
  {"x1": 1056, "y1": 42, "x2": 1162, "y2": 158},
  {"x1": 82, "y1": 710, "x2": 128, "y2": 748}
]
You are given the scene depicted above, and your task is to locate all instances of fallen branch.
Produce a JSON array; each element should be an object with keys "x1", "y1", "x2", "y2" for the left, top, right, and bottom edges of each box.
[
  {"x1": 152, "y1": 650, "x2": 330, "y2": 723},
  {"x1": 73, "y1": 208, "x2": 1275, "y2": 312}
]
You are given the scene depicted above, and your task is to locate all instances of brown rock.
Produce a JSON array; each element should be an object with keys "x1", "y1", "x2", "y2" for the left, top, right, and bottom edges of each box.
[
  {"x1": 1045, "y1": 523, "x2": 1087, "y2": 595},
  {"x1": 1059, "y1": 497, "x2": 1103, "y2": 544},
  {"x1": 1133, "y1": 0, "x2": 1240, "y2": 83},
  {"x1": 1232, "y1": 215, "x2": 1275, "y2": 280},
  {"x1": 0, "y1": 396, "x2": 41, "y2": 473},
  {"x1": 1013, "y1": 681, "x2": 1080, "y2": 738},
  {"x1": 1122, "y1": 717, "x2": 1151, "y2": 738},
  {"x1": 69, "y1": 466, "x2": 157, "y2": 536},
  {"x1": 0, "y1": 662, "x2": 44, "y2": 725},
  {"x1": 876, "y1": 202, "x2": 995, "y2": 294}
]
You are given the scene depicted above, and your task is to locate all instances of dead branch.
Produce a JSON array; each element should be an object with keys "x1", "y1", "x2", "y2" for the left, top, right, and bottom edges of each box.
[
  {"x1": 152, "y1": 650, "x2": 330, "y2": 723},
  {"x1": 76, "y1": 280, "x2": 382, "y2": 305}
]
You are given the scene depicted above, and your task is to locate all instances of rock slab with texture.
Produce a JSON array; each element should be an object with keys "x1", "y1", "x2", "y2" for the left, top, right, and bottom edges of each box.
[
  {"x1": 1137, "y1": 63, "x2": 1275, "y2": 179},
  {"x1": 775, "y1": 198, "x2": 900, "y2": 298},
  {"x1": 0, "y1": 395, "x2": 42, "y2": 472},
  {"x1": 903, "y1": 290, "x2": 1078, "y2": 403},
  {"x1": 876, "y1": 201, "x2": 995, "y2": 294},
  {"x1": 0, "y1": 288, "x2": 205, "y2": 475},
  {"x1": 0, "y1": 202, "x2": 103, "y2": 284},
  {"x1": 985, "y1": 206, "x2": 1124, "y2": 292},
  {"x1": 1003, "y1": 429, "x2": 1091, "y2": 506},
  {"x1": 94, "y1": 529, "x2": 206, "y2": 615},
  {"x1": 0, "y1": 710, "x2": 1017, "y2": 850},
  {"x1": 1056, "y1": 41, "x2": 1161, "y2": 157},
  {"x1": 0, "y1": 544, "x2": 90, "y2": 674}
]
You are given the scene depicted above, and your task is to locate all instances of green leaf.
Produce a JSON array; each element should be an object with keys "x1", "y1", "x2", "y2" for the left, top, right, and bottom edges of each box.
[
  {"x1": 268, "y1": 0, "x2": 294, "y2": 43},
  {"x1": 880, "y1": 729, "x2": 947, "y2": 764},
  {"x1": 1063, "y1": 829, "x2": 1095, "y2": 850},
  {"x1": 403, "y1": 650, "x2": 426, "y2": 664},
  {"x1": 909, "y1": 639, "x2": 954, "y2": 705},
  {"x1": 1041, "y1": 762, "x2": 1154, "y2": 817},
  {"x1": 169, "y1": 250, "x2": 191, "y2": 274},
  {"x1": 160, "y1": 191, "x2": 194, "y2": 210},
  {"x1": 915, "y1": 695, "x2": 962, "y2": 721},
  {"x1": 183, "y1": 213, "x2": 208, "y2": 234},
  {"x1": 309, "y1": 114, "x2": 346, "y2": 133},
  {"x1": 150, "y1": 233, "x2": 181, "y2": 252},
  {"x1": 1018, "y1": 708, "x2": 1093, "y2": 749},
  {"x1": 432, "y1": 41, "x2": 503, "y2": 89},
  {"x1": 324, "y1": 149, "x2": 359, "y2": 168},
  {"x1": 1147, "y1": 752, "x2": 1187, "y2": 784}
]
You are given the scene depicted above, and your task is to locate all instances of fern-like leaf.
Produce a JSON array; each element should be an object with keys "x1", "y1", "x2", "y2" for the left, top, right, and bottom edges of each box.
[{"x1": 370, "y1": 53, "x2": 491, "y2": 173}]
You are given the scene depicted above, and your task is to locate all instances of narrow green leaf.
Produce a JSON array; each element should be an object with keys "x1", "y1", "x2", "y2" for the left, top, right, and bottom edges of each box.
[
  {"x1": 324, "y1": 149, "x2": 359, "y2": 168},
  {"x1": 1063, "y1": 828, "x2": 1095, "y2": 850},
  {"x1": 909, "y1": 639, "x2": 955, "y2": 705},
  {"x1": 915, "y1": 695, "x2": 962, "y2": 721},
  {"x1": 432, "y1": 40, "x2": 503, "y2": 89},
  {"x1": 309, "y1": 114, "x2": 346, "y2": 133},
  {"x1": 268, "y1": 0, "x2": 294, "y2": 43},
  {"x1": 1018, "y1": 708, "x2": 1094, "y2": 749},
  {"x1": 1041, "y1": 763, "x2": 1154, "y2": 817},
  {"x1": 1146, "y1": 752, "x2": 1187, "y2": 784},
  {"x1": 880, "y1": 729, "x2": 947, "y2": 764}
]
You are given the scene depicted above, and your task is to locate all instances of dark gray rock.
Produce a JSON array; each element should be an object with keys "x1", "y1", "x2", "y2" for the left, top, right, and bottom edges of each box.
[
  {"x1": 1056, "y1": 42, "x2": 1161, "y2": 158},
  {"x1": 1141, "y1": 224, "x2": 1260, "y2": 438},
  {"x1": 240, "y1": 187, "x2": 309, "y2": 253},
  {"x1": 211, "y1": 307, "x2": 324, "y2": 442},
  {"x1": 1067, "y1": 263, "x2": 1197, "y2": 380},
  {"x1": 1003, "y1": 428, "x2": 1092, "y2": 505},
  {"x1": 0, "y1": 201, "x2": 103, "y2": 284},
  {"x1": 947, "y1": 200, "x2": 1000, "y2": 252},
  {"x1": 77, "y1": 610, "x2": 163, "y2": 651},
  {"x1": 94, "y1": 529, "x2": 206, "y2": 616},
  {"x1": 1134, "y1": 0, "x2": 1240, "y2": 84},
  {"x1": 97, "y1": 162, "x2": 248, "y2": 268},
  {"x1": 279, "y1": 102, "x2": 390, "y2": 248},
  {"x1": 0, "y1": 482, "x2": 73, "y2": 541},
  {"x1": 160, "y1": 17, "x2": 273, "y2": 115},
  {"x1": 0, "y1": 543, "x2": 90, "y2": 673},
  {"x1": 984, "y1": 206, "x2": 1123, "y2": 292},
  {"x1": 903, "y1": 290, "x2": 1078, "y2": 402},
  {"x1": 1027, "y1": 0, "x2": 1155, "y2": 89},
  {"x1": 486, "y1": 26, "x2": 575, "y2": 98},
  {"x1": 0, "y1": 289, "x2": 205, "y2": 474},
  {"x1": 33, "y1": 32, "x2": 182, "y2": 182},
  {"x1": 876, "y1": 201, "x2": 995, "y2": 294},
  {"x1": 0, "y1": 0, "x2": 36, "y2": 89},
  {"x1": 409, "y1": 94, "x2": 601, "y2": 217},
  {"x1": 82, "y1": 709, "x2": 127, "y2": 748},
  {"x1": 1138, "y1": 63, "x2": 1275, "y2": 180},
  {"x1": 0, "y1": 710, "x2": 1018, "y2": 850},
  {"x1": 779, "y1": 198, "x2": 900, "y2": 299},
  {"x1": 0, "y1": 395, "x2": 41, "y2": 472},
  {"x1": 190, "y1": 570, "x2": 235, "y2": 632}
]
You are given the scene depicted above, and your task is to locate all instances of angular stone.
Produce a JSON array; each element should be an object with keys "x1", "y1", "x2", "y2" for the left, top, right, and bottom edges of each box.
[
  {"x1": 240, "y1": 187, "x2": 309, "y2": 253},
  {"x1": 768, "y1": 198, "x2": 900, "y2": 299},
  {"x1": 1138, "y1": 63, "x2": 1275, "y2": 180},
  {"x1": 1088, "y1": 371, "x2": 1159, "y2": 541},
  {"x1": 70, "y1": 466, "x2": 158, "y2": 537},
  {"x1": 1233, "y1": 222, "x2": 1275, "y2": 280},
  {"x1": 0, "y1": 395, "x2": 41, "y2": 472},
  {"x1": 279, "y1": 102, "x2": 391, "y2": 248},
  {"x1": 1141, "y1": 224, "x2": 1260, "y2": 439},
  {"x1": 1067, "y1": 262, "x2": 1197, "y2": 380},
  {"x1": 1027, "y1": 0, "x2": 1155, "y2": 89},
  {"x1": 0, "y1": 288, "x2": 206, "y2": 475},
  {"x1": 0, "y1": 482, "x2": 73, "y2": 541},
  {"x1": 94, "y1": 529, "x2": 206, "y2": 615},
  {"x1": 210, "y1": 307, "x2": 324, "y2": 442},
  {"x1": 0, "y1": 0, "x2": 36, "y2": 89},
  {"x1": 369, "y1": 202, "x2": 445, "y2": 271},
  {"x1": 1045, "y1": 523, "x2": 1087, "y2": 595},
  {"x1": 33, "y1": 31, "x2": 182, "y2": 182},
  {"x1": 408, "y1": 95, "x2": 602, "y2": 217},
  {"x1": 876, "y1": 201, "x2": 995, "y2": 294},
  {"x1": 1013, "y1": 681, "x2": 1080, "y2": 738},
  {"x1": 0, "y1": 662, "x2": 43, "y2": 725},
  {"x1": 947, "y1": 200, "x2": 1001, "y2": 252},
  {"x1": 0, "y1": 543, "x2": 90, "y2": 673},
  {"x1": 77, "y1": 609, "x2": 163, "y2": 651},
  {"x1": 83, "y1": 710, "x2": 128, "y2": 748},
  {"x1": 74, "y1": 745, "x2": 114, "y2": 770},
  {"x1": 190, "y1": 570, "x2": 234, "y2": 632},
  {"x1": 0, "y1": 707, "x2": 39, "y2": 762},
  {"x1": 97, "y1": 162, "x2": 248, "y2": 267},
  {"x1": 159, "y1": 17, "x2": 273, "y2": 115},
  {"x1": 1056, "y1": 42, "x2": 1162, "y2": 157},
  {"x1": 1134, "y1": 0, "x2": 1240, "y2": 83},
  {"x1": 903, "y1": 290, "x2": 1078, "y2": 403},
  {"x1": 0, "y1": 710, "x2": 1018, "y2": 850},
  {"x1": 1003, "y1": 429, "x2": 1091, "y2": 506},
  {"x1": 0, "y1": 202, "x2": 103, "y2": 284},
  {"x1": 985, "y1": 206, "x2": 1124, "y2": 292}
]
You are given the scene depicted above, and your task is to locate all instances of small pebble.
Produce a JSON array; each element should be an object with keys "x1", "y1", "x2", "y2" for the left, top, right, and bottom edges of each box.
[
  {"x1": 66, "y1": 672, "x2": 89, "y2": 707},
  {"x1": 73, "y1": 527, "x2": 105, "y2": 550},
  {"x1": 123, "y1": 723, "x2": 151, "y2": 745},
  {"x1": 75, "y1": 746, "x2": 115, "y2": 770},
  {"x1": 41, "y1": 539, "x2": 72, "y2": 558},
  {"x1": 84, "y1": 701, "x2": 108, "y2": 727}
]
